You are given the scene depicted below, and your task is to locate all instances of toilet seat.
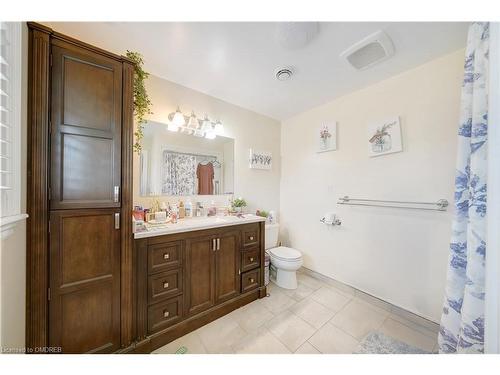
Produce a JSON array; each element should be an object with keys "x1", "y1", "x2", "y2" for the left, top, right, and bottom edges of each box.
[{"x1": 269, "y1": 246, "x2": 302, "y2": 262}]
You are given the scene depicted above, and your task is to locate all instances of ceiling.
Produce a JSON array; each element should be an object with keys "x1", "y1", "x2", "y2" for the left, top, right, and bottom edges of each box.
[{"x1": 45, "y1": 22, "x2": 469, "y2": 120}]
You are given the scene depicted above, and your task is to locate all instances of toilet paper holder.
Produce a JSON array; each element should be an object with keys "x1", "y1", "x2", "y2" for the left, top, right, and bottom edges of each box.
[{"x1": 320, "y1": 213, "x2": 342, "y2": 226}]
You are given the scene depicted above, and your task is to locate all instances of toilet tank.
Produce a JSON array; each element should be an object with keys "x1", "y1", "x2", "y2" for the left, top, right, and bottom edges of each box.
[{"x1": 265, "y1": 223, "x2": 280, "y2": 249}]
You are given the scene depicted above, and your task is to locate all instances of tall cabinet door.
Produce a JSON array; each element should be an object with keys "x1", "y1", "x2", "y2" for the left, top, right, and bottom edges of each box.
[
  {"x1": 50, "y1": 40, "x2": 122, "y2": 209},
  {"x1": 48, "y1": 39, "x2": 123, "y2": 353},
  {"x1": 49, "y1": 210, "x2": 121, "y2": 353},
  {"x1": 185, "y1": 235, "x2": 216, "y2": 316},
  {"x1": 215, "y1": 230, "x2": 240, "y2": 304}
]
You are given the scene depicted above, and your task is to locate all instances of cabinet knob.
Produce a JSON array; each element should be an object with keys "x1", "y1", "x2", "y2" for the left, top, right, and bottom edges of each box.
[
  {"x1": 163, "y1": 253, "x2": 170, "y2": 260},
  {"x1": 250, "y1": 278, "x2": 255, "y2": 283},
  {"x1": 249, "y1": 257, "x2": 254, "y2": 262},
  {"x1": 163, "y1": 282, "x2": 169, "y2": 289},
  {"x1": 163, "y1": 310, "x2": 170, "y2": 318},
  {"x1": 249, "y1": 236, "x2": 254, "y2": 241}
]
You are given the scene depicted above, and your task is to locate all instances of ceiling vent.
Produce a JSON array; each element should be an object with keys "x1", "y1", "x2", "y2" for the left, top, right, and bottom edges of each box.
[
  {"x1": 340, "y1": 30, "x2": 395, "y2": 70},
  {"x1": 275, "y1": 67, "x2": 293, "y2": 81}
]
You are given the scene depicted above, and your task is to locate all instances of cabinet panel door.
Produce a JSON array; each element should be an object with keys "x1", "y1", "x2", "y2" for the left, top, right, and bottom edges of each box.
[
  {"x1": 50, "y1": 41, "x2": 122, "y2": 209},
  {"x1": 185, "y1": 235, "x2": 216, "y2": 316},
  {"x1": 215, "y1": 230, "x2": 240, "y2": 304},
  {"x1": 49, "y1": 209, "x2": 121, "y2": 353}
]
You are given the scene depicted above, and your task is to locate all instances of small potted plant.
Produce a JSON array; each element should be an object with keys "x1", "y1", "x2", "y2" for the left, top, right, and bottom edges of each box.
[
  {"x1": 256, "y1": 209, "x2": 269, "y2": 218},
  {"x1": 232, "y1": 197, "x2": 247, "y2": 214}
]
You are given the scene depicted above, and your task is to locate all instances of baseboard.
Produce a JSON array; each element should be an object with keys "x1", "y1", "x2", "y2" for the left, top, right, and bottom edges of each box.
[{"x1": 300, "y1": 267, "x2": 440, "y2": 334}]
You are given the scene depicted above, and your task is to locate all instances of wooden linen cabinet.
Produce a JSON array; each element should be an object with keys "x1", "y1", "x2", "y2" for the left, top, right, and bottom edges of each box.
[{"x1": 26, "y1": 22, "x2": 134, "y2": 353}]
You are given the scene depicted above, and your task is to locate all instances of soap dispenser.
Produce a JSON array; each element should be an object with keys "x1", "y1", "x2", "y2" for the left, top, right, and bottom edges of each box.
[{"x1": 185, "y1": 199, "x2": 193, "y2": 218}]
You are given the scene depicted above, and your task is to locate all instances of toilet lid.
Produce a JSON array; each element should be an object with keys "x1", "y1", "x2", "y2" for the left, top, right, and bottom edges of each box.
[{"x1": 269, "y1": 246, "x2": 301, "y2": 261}]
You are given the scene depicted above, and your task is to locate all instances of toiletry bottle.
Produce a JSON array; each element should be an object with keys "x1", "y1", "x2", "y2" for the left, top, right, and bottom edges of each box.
[
  {"x1": 208, "y1": 200, "x2": 216, "y2": 216},
  {"x1": 195, "y1": 202, "x2": 203, "y2": 217},
  {"x1": 185, "y1": 199, "x2": 192, "y2": 218},
  {"x1": 179, "y1": 201, "x2": 186, "y2": 219},
  {"x1": 170, "y1": 203, "x2": 178, "y2": 223}
]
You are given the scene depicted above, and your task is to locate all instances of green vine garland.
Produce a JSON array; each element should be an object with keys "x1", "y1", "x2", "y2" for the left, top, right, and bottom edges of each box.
[{"x1": 126, "y1": 50, "x2": 153, "y2": 153}]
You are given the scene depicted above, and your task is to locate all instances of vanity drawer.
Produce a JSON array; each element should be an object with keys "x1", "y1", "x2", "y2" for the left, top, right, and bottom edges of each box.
[
  {"x1": 148, "y1": 241, "x2": 182, "y2": 274},
  {"x1": 241, "y1": 247, "x2": 260, "y2": 272},
  {"x1": 241, "y1": 224, "x2": 260, "y2": 248},
  {"x1": 148, "y1": 269, "x2": 183, "y2": 304},
  {"x1": 148, "y1": 295, "x2": 183, "y2": 334},
  {"x1": 241, "y1": 269, "x2": 260, "y2": 293}
]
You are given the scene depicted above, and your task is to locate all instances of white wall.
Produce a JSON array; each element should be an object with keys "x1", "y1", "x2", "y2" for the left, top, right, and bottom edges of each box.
[
  {"x1": 133, "y1": 75, "x2": 281, "y2": 214},
  {"x1": 280, "y1": 50, "x2": 464, "y2": 322}
]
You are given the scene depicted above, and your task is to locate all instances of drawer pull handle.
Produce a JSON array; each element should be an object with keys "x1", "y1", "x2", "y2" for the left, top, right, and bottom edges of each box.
[
  {"x1": 163, "y1": 282, "x2": 169, "y2": 289},
  {"x1": 163, "y1": 310, "x2": 170, "y2": 318},
  {"x1": 250, "y1": 278, "x2": 255, "y2": 283},
  {"x1": 163, "y1": 253, "x2": 170, "y2": 260},
  {"x1": 249, "y1": 257, "x2": 254, "y2": 262},
  {"x1": 249, "y1": 236, "x2": 254, "y2": 241}
]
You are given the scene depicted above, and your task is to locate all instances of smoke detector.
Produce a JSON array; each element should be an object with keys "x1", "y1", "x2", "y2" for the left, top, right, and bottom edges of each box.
[
  {"x1": 340, "y1": 30, "x2": 395, "y2": 70},
  {"x1": 275, "y1": 22, "x2": 320, "y2": 50},
  {"x1": 275, "y1": 67, "x2": 293, "y2": 81}
]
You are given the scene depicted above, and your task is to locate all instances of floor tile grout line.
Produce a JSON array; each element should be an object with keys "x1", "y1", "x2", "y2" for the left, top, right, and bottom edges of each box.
[
  {"x1": 326, "y1": 320, "x2": 361, "y2": 342},
  {"x1": 266, "y1": 309, "x2": 318, "y2": 353},
  {"x1": 306, "y1": 338, "x2": 325, "y2": 354},
  {"x1": 310, "y1": 294, "x2": 352, "y2": 314},
  {"x1": 265, "y1": 325, "x2": 293, "y2": 354}
]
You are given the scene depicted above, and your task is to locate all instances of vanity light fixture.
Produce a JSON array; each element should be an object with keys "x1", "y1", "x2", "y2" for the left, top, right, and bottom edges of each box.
[{"x1": 167, "y1": 107, "x2": 223, "y2": 139}]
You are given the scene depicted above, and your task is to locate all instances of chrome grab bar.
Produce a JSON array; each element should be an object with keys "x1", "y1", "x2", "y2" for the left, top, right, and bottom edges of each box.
[{"x1": 337, "y1": 196, "x2": 448, "y2": 211}]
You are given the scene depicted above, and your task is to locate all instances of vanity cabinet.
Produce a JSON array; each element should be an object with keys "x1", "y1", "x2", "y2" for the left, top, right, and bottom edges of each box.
[{"x1": 134, "y1": 221, "x2": 266, "y2": 353}]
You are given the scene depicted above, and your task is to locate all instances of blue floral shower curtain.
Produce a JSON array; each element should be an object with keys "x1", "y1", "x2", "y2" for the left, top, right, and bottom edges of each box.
[{"x1": 438, "y1": 22, "x2": 489, "y2": 354}]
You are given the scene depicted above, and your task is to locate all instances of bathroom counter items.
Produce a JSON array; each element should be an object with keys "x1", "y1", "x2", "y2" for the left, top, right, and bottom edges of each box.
[{"x1": 133, "y1": 214, "x2": 266, "y2": 239}]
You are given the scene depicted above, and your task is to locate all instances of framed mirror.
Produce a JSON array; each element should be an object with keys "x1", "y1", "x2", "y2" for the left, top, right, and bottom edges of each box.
[{"x1": 139, "y1": 121, "x2": 234, "y2": 197}]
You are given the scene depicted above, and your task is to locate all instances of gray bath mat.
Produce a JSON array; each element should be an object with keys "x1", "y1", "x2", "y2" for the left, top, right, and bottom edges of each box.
[{"x1": 354, "y1": 332, "x2": 431, "y2": 354}]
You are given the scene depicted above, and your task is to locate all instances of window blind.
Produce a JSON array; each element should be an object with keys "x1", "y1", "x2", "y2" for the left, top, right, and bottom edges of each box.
[{"x1": 0, "y1": 22, "x2": 21, "y2": 219}]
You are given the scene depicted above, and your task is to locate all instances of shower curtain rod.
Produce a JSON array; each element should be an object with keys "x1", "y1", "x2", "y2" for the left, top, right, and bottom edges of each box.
[
  {"x1": 337, "y1": 196, "x2": 449, "y2": 211},
  {"x1": 164, "y1": 149, "x2": 218, "y2": 160}
]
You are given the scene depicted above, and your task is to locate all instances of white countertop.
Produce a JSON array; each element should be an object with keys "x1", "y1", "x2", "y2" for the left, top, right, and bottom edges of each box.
[{"x1": 134, "y1": 214, "x2": 266, "y2": 239}]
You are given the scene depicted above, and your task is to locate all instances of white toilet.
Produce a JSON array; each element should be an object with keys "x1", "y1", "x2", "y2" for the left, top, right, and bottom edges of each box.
[{"x1": 265, "y1": 223, "x2": 303, "y2": 289}]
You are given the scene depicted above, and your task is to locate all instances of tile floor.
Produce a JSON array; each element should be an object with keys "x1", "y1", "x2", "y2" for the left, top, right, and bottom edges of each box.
[{"x1": 153, "y1": 269, "x2": 439, "y2": 354}]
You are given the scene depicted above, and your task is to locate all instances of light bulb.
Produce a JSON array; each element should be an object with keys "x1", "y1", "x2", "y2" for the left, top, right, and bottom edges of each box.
[
  {"x1": 205, "y1": 126, "x2": 216, "y2": 139},
  {"x1": 188, "y1": 111, "x2": 198, "y2": 128},
  {"x1": 172, "y1": 107, "x2": 186, "y2": 127},
  {"x1": 202, "y1": 116, "x2": 211, "y2": 132},
  {"x1": 214, "y1": 120, "x2": 224, "y2": 135}
]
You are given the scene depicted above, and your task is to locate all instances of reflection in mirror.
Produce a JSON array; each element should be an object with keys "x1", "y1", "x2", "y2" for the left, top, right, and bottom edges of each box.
[{"x1": 140, "y1": 121, "x2": 234, "y2": 196}]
